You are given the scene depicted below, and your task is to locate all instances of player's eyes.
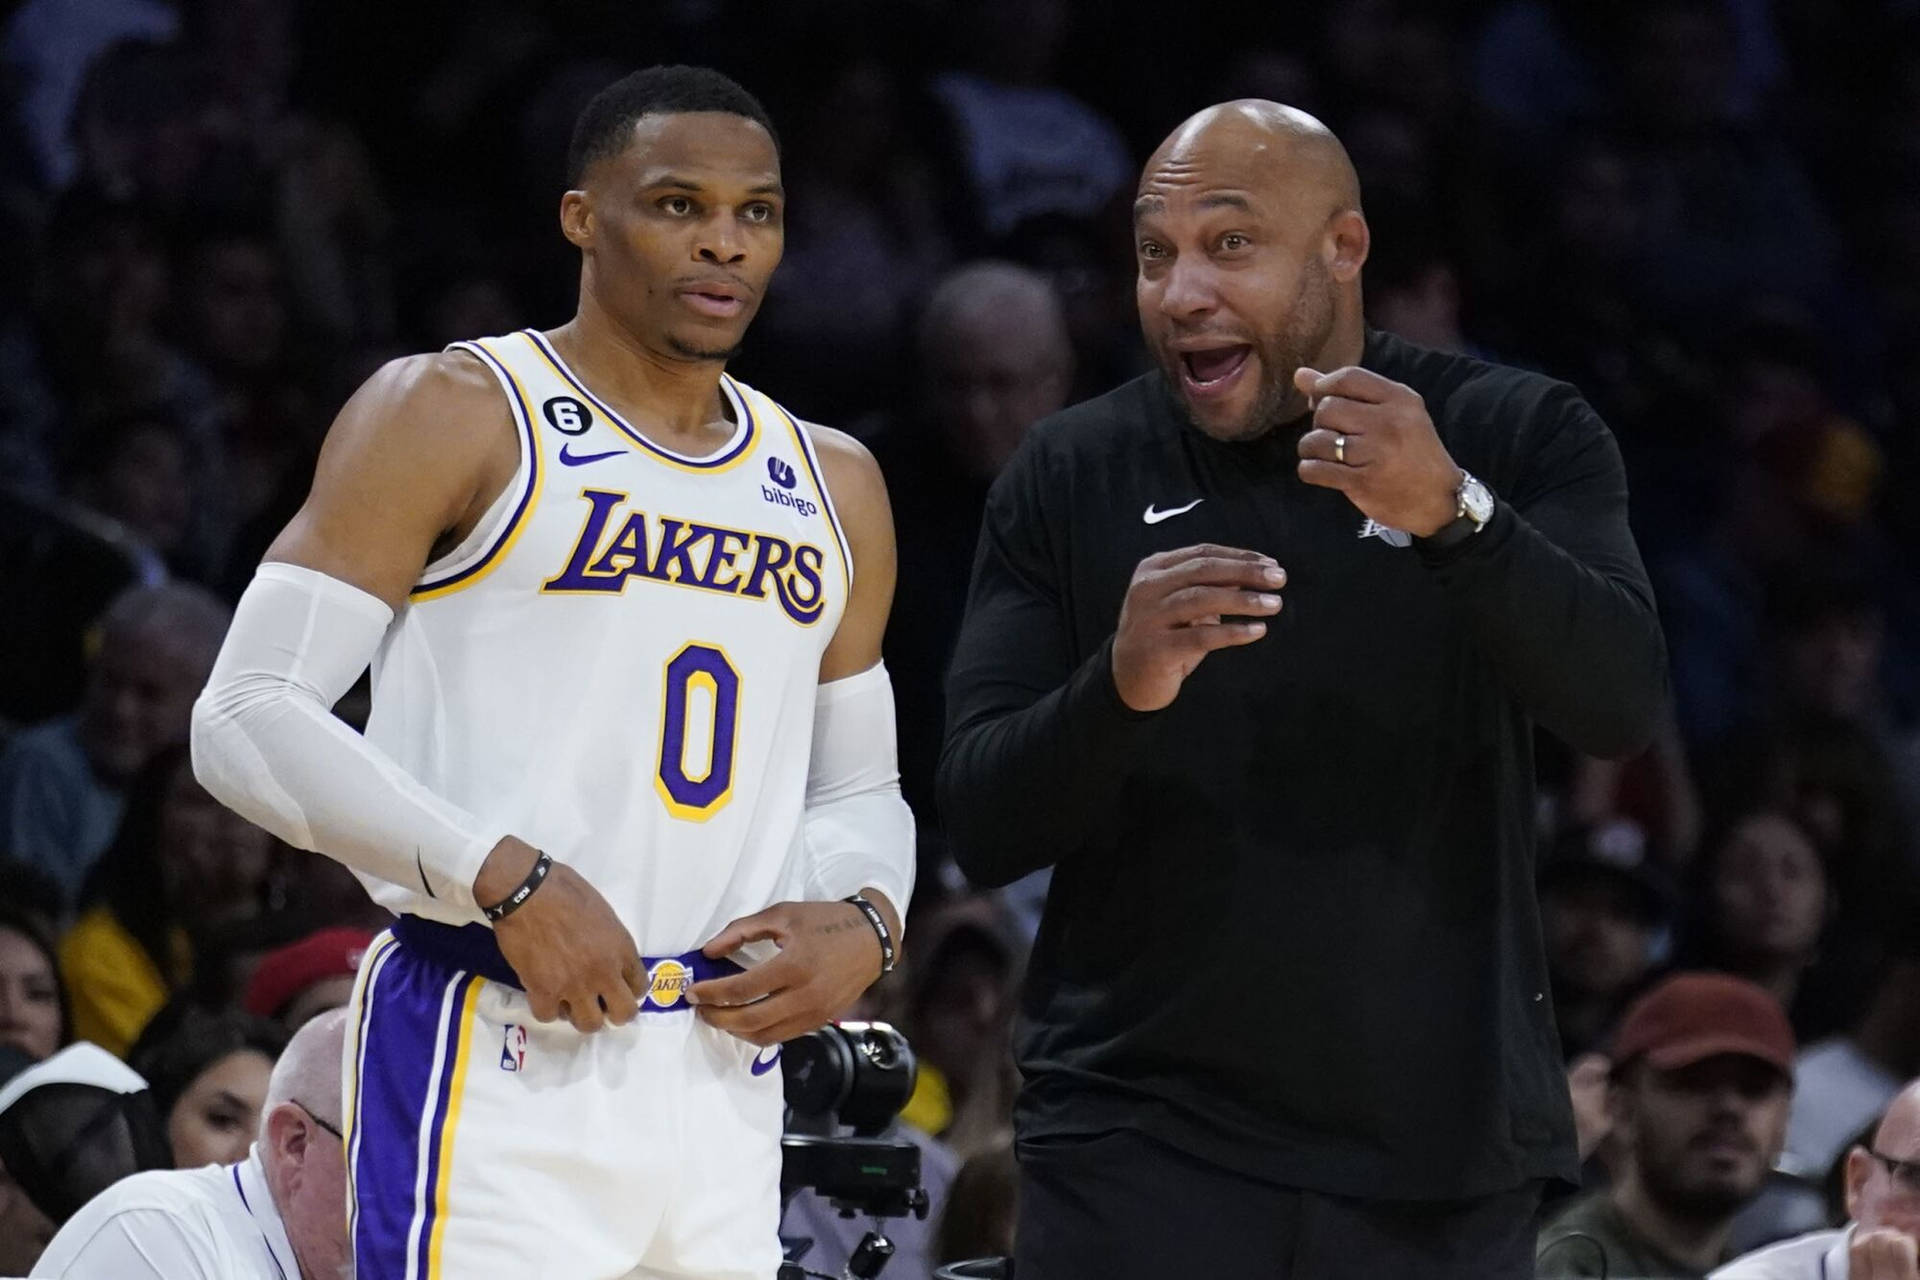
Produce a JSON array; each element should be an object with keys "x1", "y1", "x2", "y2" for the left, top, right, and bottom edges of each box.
[
  {"x1": 660, "y1": 196, "x2": 694, "y2": 216},
  {"x1": 1219, "y1": 233, "x2": 1250, "y2": 252},
  {"x1": 1138, "y1": 242, "x2": 1167, "y2": 261},
  {"x1": 743, "y1": 203, "x2": 775, "y2": 224}
]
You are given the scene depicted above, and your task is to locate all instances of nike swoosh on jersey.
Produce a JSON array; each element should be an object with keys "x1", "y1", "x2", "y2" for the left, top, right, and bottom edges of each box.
[
  {"x1": 1142, "y1": 498, "x2": 1205, "y2": 524},
  {"x1": 749, "y1": 1047, "x2": 783, "y2": 1077},
  {"x1": 558, "y1": 444, "x2": 627, "y2": 467}
]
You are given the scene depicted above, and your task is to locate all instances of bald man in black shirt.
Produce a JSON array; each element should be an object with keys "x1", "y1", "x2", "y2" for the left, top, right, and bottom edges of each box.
[{"x1": 938, "y1": 101, "x2": 1668, "y2": 1279}]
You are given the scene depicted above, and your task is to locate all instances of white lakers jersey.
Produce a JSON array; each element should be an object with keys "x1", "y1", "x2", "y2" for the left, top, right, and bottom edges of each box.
[{"x1": 359, "y1": 329, "x2": 851, "y2": 953}]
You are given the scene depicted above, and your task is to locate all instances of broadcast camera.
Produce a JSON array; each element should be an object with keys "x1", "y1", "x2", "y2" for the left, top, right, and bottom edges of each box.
[{"x1": 778, "y1": 1021, "x2": 928, "y2": 1280}]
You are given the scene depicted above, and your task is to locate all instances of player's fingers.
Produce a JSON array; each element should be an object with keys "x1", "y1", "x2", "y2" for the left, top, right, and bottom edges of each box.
[
  {"x1": 695, "y1": 991, "x2": 796, "y2": 1042},
  {"x1": 1175, "y1": 621, "x2": 1269, "y2": 655},
  {"x1": 525, "y1": 988, "x2": 562, "y2": 1025},
  {"x1": 1297, "y1": 459, "x2": 1360, "y2": 491},
  {"x1": 1296, "y1": 365, "x2": 1400, "y2": 404},
  {"x1": 556, "y1": 997, "x2": 606, "y2": 1034},
  {"x1": 1158, "y1": 585, "x2": 1281, "y2": 626},
  {"x1": 1308, "y1": 397, "x2": 1373, "y2": 439},
  {"x1": 699, "y1": 906, "x2": 790, "y2": 959},
  {"x1": 688, "y1": 952, "x2": 802, "y2": 1009},
  {"x1": 597, "y1": 974, "x2": 640, "y2": 1027},
  {"x1": 621, "y1": 956, "x2": 647, "y2": 1001},
  {"x1": 1298, "y1": 428, "x2": 1366, "y2": 467}
]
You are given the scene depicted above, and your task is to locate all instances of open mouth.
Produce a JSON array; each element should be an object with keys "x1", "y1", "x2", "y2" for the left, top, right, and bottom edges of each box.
[{"x1": 1178, "y1": 345, "x2": 1252, "y2": 393}]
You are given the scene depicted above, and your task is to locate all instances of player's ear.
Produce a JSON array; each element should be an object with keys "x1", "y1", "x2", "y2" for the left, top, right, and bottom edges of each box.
[{"x1": 560, "y1": 189, "x2": 593, "y2": 251}]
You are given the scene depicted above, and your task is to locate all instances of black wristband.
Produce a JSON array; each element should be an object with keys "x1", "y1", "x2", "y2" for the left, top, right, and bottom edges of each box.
[
  {"x1": 482, "y1": 850, "x2": 552, "y2": 922},
  {"x1": 844, "y1": 893, "x2": 896, "y2": 974}
]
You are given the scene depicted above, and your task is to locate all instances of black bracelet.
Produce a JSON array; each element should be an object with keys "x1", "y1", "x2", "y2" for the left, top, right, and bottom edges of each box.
[
  {"x1": 482, "y1": 850, "x2": 552, "y2": 922},
  {"x1": 844, "y1": 893, "x2": 896, "y2": 974}
]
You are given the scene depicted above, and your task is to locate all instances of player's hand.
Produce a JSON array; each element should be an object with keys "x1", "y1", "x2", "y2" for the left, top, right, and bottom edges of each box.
[
  {"x1": 475, "y1": 838, "x2": 645, "y2": 1034},
  {"x1": 686, "y1": 898, "x2": 892, "y2": 1047},
  {"x1": 1852, "y1": 1228, "x2": 1920, "y2": 1280},
  {"x1": 1111, "y1": 544, "x2": 1283, "y2": 712},
  {"x1": 1294, "y1": 366, "x2": 1462, "y2": 538}
]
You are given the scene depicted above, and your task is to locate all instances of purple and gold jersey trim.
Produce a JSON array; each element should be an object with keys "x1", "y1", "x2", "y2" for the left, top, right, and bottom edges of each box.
[
  {"x1": 521, "y1": 329, "x2": 758, "y2": 474},
  {"x1": 347, "y1": 931, "x2": 484, "y2": 1280},
  {"x1": 411, "y1": 339, "x2": 544, "y2": 602}
]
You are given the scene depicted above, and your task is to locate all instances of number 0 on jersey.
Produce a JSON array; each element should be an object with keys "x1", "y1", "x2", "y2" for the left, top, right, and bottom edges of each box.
[{"x1": 656, "y1": 643, "x2": 741, "y2": 821}]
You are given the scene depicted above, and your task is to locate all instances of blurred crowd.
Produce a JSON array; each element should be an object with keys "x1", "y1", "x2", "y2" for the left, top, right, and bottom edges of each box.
[{"x1": 1, "y1": 0, "x2": 1917, "y2": 1276}]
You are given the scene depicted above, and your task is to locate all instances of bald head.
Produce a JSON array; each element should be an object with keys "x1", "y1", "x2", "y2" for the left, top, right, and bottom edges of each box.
[
  {"x1": 261, "y1": 1008, "x2": 351, "y2": 1277},
  {"x1": 1848, "y1": 1076, "x2": 1920, "y2": 1238},
  {"x1": 1133, "y1": 100, "x2": 1369, "y2": 440},
  {"x1": 264, "y1": 1007, "x2": 347, "y2": 1131},
  {"x1": 98, "y1": 582, "x2": 232, "y2": 673},
  {"x1": 82, "y1": 581, "x2": 234, "y2": 782},
  {"x1": 1875, "y1": 1079, "x2": 1920, "y2": 1155},
  {"x1": 919, "y1": 261, "x2": 1071, "y2": 365},
  {"x1": 1140, "y1": 101, "x2": 1360, "y2": 221},
  {"x1": 920, "y1": 261, "x2": 1073, "y2": 480}
]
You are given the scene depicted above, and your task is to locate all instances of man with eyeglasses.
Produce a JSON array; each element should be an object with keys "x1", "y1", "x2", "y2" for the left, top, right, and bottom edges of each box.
[
  {"x1": 1714, "y1": 1079, "x2": 1920, "y2": 1280},
  {"x1": 32, "y1": 1008, "x2": 349, "y2": 1278}
]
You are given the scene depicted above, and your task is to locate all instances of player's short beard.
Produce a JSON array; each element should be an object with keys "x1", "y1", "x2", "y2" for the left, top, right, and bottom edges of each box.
[{"x1": 668, "y1": 335, "x2": 744, "y2": 362}]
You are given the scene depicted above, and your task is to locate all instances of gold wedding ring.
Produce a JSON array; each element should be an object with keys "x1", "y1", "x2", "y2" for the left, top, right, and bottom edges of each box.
[{"x1": 1334, "y1": 434, "x2": 1347, "y2": 464}]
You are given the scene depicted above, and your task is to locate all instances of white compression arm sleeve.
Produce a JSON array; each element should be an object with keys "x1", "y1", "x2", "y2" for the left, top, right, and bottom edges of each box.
[
  {"x1": 804, "y1": 662, "x2": 916, "y2": 916},
  {"x1": 191, "y1": 563, "x2": 506, "y2": 911}
]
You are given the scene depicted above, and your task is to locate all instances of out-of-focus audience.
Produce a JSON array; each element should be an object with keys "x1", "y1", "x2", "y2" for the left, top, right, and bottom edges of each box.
[
  {"x1": 240, "y1": 926, "x2": 372, "y2": 1031},
  {"x1": 2, "y1": 1, "x2": 1917, "y2": 1271},
  {"x1": 1540, "y1": 820, "x2": 1674, "y2": 1062},
  {"x1": 31, "y1": 1009, "x2": 346, "y2": 1279},
  {"x1": 0, "y1": 1043, "x2": 172, "y2": 1275},
  {"x1": 59, "y1": 746, "x2": 274, "y2": 1057},
  {"x1": 934, "y1": 1134, "x2": 1019, "y2": 1269},
  {"x1": 1538, "y1": 974, "x2": 1797, "y2": 1278},
  {"x1": 0, "y1": 585, "x2": 230, "y2": 909},
  {"x1": 124, "y1": 1002, "x2": 287, "y2": 1171},
  {"x1": 1713, "y1": 1078, "x2": 1920, "y2": 1279},
  {"x1": 879, "y1": 260, "x2": 1074, "y2": 821},
  {"x1": 0, "y1": 908, "x2": 67, "y2": 1064}
]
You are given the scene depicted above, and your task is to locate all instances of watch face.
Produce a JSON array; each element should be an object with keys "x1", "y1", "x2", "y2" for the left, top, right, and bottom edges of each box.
[{"x1": 1462, "y1": 476, "x2": 1495, "y2": 525}]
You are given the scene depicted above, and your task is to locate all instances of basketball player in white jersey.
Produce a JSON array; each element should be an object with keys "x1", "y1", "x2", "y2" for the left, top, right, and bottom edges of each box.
[{"x1": 190, "y1": 66, "x2": 913, "y2": 1279}]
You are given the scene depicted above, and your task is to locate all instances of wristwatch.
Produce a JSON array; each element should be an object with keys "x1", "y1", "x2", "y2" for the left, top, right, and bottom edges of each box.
[
  {"x1": 1455, "y1": 471, "x2": 1494, "y2": 532},
  {"x1": 1421, "y1": 471, "x2": 1494, "y2": 549}
]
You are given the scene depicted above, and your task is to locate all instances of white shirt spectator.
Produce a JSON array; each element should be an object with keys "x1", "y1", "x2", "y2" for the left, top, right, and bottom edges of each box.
[
  {"x1": 1786, "y1": 1040, "x2": 1903, "y2": 1179},
  {"x1": 1710, "y1": 1225, "x2": 1852, "y2": 1279},
  {"x1": 30, "y1": 1146, "x2": 295, "y2": 1279}
]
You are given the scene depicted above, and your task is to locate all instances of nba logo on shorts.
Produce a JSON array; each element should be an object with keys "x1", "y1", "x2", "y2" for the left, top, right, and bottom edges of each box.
[{"x1": 500, "y1": 1024, "x2": 528, "y2": 1072}]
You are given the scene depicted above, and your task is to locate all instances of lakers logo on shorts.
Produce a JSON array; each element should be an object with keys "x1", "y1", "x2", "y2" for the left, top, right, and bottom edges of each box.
[{"x1": 646, "y1": 959, "x2": 692, "y2": 1010}]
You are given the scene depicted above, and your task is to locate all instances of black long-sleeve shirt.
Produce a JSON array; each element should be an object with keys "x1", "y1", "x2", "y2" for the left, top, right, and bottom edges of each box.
[{"x1": 937, "y1": 330, "x2": 1667, "y2": 1200}]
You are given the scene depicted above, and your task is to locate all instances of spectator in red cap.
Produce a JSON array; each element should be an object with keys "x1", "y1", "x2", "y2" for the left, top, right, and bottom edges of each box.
[
  {"x1": 242, "y1": 928, "x2": 374, "y2": 1031},
  {"x1": 1538, "y1": 973, "x2": 1797, "y2": 1278}
]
